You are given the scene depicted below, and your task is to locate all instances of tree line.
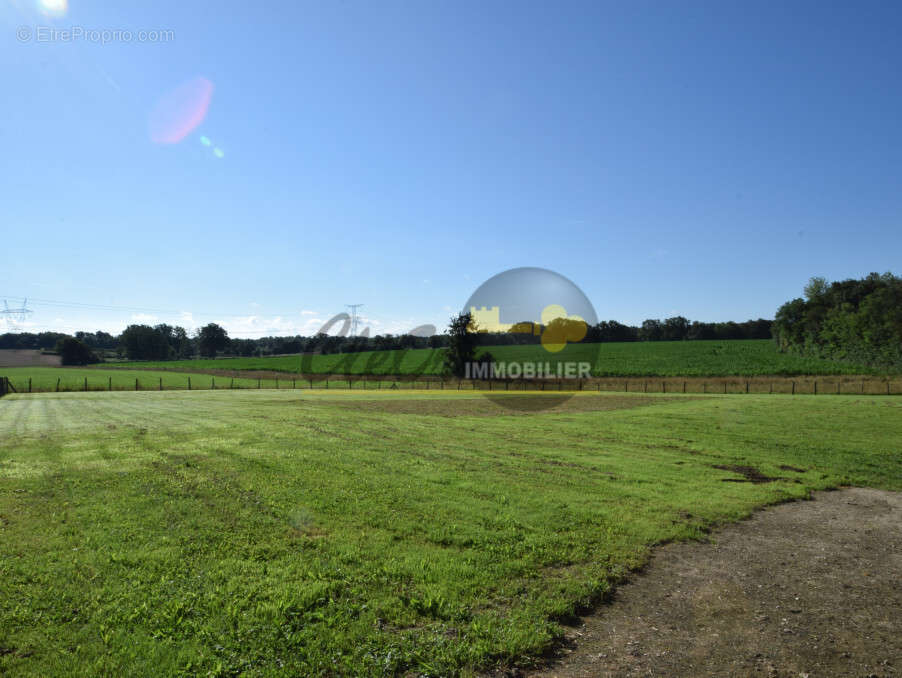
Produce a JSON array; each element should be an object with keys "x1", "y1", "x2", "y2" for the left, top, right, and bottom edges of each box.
[
  {"x1": 1, "y1": 315, "x2": 773, "y2": 365},
  {"x1": 773, "y1": 272, "x2": 902, "y2": 370}
]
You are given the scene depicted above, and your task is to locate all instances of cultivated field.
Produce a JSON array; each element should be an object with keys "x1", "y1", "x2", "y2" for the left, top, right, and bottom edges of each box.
[
  {"x1": 0, "y1": 349, "x2": 61, "y2": 368},
  {"x1": 1, "y1": 389, "x2": 900, "y2": 676},
  {"x1": 111, "y1": 339, "x2": 884, "y2": 377}
]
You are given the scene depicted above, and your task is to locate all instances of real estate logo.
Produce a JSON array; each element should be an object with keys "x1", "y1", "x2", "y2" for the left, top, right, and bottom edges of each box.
[{"x1": 462, "y1": 267, "x2": 597, "y2": 411}]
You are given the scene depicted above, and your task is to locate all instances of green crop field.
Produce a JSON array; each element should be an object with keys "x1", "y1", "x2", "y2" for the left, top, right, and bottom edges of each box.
[
  {"x1": 111, "y1": 339, "x2": 880, "y2": 377},
  {"x1": 2, "y1": 389, "x2": 900, "y2": 676},
  {"x1": 1, "y1": 367, "x2": 264, "y2": 393}
]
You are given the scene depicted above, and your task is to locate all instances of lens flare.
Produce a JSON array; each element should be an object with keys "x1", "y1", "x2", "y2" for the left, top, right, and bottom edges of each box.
[
  {"x1": 38, "y1": 0, "x2": 67, "y2": 17},
  {"x1": 148, "y1": 77, "x2": 214, "y2": 145}
]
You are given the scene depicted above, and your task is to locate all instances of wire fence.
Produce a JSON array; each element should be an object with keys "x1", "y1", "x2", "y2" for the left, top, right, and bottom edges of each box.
[{"x1": 1, "y1": 374, "x2": 899, "y2": 396}]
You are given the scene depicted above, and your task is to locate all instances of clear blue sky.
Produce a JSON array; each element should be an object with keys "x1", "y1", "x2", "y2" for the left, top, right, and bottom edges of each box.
[{"x1": 3, "y1": 0, "x2": 901, "y2": 337}]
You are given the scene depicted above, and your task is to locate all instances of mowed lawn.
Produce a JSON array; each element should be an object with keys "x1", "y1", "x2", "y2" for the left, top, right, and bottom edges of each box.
[
  {"x1": 1, "y1": 390, "x2": 900, "y2": 676},
  {"x1": 113, "y1": 339, "x2": 879, "y2": 377},
  {"x1": 3, "y1": 367, "x2": 313, "y2": 393}
]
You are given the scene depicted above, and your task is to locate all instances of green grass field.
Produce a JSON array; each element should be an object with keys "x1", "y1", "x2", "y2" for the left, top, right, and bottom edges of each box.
[
  {"x1": 2, "y1": 389, "x2": 900, "y2": 676},
  {"x1": 0, "y1": 368, "x2": 415, "y2": 394},
  {"x1": 111, "y1": 339, "x2": 880, "y2": 377}
]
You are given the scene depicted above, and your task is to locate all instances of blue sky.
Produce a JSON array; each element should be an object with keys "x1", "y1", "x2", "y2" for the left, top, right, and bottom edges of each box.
[{"x1": 3, "y1": 0, "x2": 901, "y2": 337}]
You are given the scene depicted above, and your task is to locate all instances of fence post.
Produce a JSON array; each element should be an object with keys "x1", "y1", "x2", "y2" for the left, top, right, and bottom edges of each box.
[
  {"x1": 292, "y1": 379, "x2": 295, "y2": 389},
  {"x1": 258, "y1": 378, "x2": 261, "y2": 389},
  {"x1": 309, "y1": 379, "x2": 313, "y2": 389},
  {"x1": 662, "y1": 381, "x2": 665, "y2": 393},
  {"x1": 888, "y1": 382, "x2": 891, "y2": 396},
  {"x1": 644, "y1": 381, "x2": 647, "y2": 393},
  {"x1": 348, "y1": 379, "x2": 352, "y2": 389},
  {"x1": 159, "y1": 377, "x2": 162, "y2": 391},
  {"x1": 275, "y1": 378, "x2": 278, "y2": 389},
  {"x1": 814, "y1": 380, "x2": 817, "y2": 395},
  {"x1": 83, "y1": 377, "x2": 87, "y2": 392},
  {"x1": 57, "y1": 377, "x2": 60, "y2": 392},
  {"x1": 837, "y1": 381, "x2": 840, "y2": 395},
  {"x1": 703, "y1": 382, "x2": 707, "y2": 393},
  {"x1": 791, "y1": 381, "x2": 795, "y2": 395},
  {"x1": 746, "y1": 381, "x2": 749, "y2": 394},
  {"x1": 723, "y1": 382, "x2": 727, "y2": 394},
  {"x1": 457, "y1": 380, "x2": 461, "y2": 390},
  {"x1": 188, "y1": 377, "x2": 191, "y2": 391},
  {"x1": 135, "y1": 378, "x2": 139, "y2": 391},
  {"x1": 231, "y1": 378, "x2": 235, "y2": 389},
  {"x1": 29, "y1": 377, "x2": 32, "y2": 393},
  {"x1": 625, "y1": 380, "x2": 628, "y2": 392},
  {"x1": 325, "y1": 380, "x2": 328, "y2": 389},
  {"x1": 683, "y1": 381, "x2": 686, "y2": 393},
  {"x1": 212, "y1": 377, "x2": 215, "y2": 390}
]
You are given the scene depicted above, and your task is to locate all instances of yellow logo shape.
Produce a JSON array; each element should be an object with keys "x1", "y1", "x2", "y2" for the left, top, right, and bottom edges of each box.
[
  {"x1": 540, "y1": 305, "x2": 587, "y2": 353},
  {"x1": 468, "y1": 303, "x2": 587, "y2": 352}
]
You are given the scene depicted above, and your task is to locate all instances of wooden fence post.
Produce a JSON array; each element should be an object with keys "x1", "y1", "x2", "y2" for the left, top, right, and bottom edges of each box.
[
  {"x1": 83, "y1": 377, "x2": 87, "y2": 392},
  {"x1": 683, "y1": 381, "x2": 686, "y2": 393},
  {"x1": 231, "y1": 378, "x2": 235, "y2": 389},
  {"x1": 292, "y1": 379, "x2": 296, "y2": 389},
  {"x1": 723, "y1": 382, "x2": 727, "y2": 394},
  {"x1": 135, "y1": 378, "x2": 139, "y2": 391},
  {"x1": 791, "y1": 381, "x2": 795, "y2": 395},
  {"x1": 188, "y1": 377, "x2": 191, "y2": 391},
  {"x1": 29, "y1": 377, "x2": 32, "y2": 393},
  {"x1": 746, "y1": 381, "x2": 750, "y2": 394},
  {"x1": 56, "y1": 377, "x2": 60, "y2": 392},
  {"x1": 814, "y1": 380, "x2": 818, "y2": 395},
  {"x1": 159, "y1": 377, "x2": 162, "y2": 391},
  {"x1": 258, "y1": 378, "x2": 261, "y2": 389},
  {"x1": 212, "y1": 377, "x2": 215, "y2": 390},
  {"x1": 703, "y1": 382, "x2": 707, "y2": 393}
]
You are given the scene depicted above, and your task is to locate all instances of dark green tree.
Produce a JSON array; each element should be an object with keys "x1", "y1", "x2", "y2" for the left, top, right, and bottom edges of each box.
[
  {"x1": 56, "y1": 337, "x2": 98, "y2": 365},
  {"x1": 197, "y1": 323, "x2": 230, "y2": 358},
  {"x1": 119, "y1": 324, "x2": 170, "y2": 361},
  {"x1": 443, "y1": 312, "x2": 478, "y2": 377}
]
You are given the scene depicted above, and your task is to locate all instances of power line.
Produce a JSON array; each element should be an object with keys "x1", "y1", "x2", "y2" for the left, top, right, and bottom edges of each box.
[{"x1": 0, "y1": 295, "x2": 305, "y2": 319}]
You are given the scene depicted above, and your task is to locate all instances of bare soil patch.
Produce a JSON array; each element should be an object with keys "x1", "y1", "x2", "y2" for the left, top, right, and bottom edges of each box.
[
  {"x1": 525, "y1": 487, "x2": 901, "y2": 678},
  {"x1": 712, "y1": 464, "x2": 781, "y2": 484},
  {"x1": 0, "y1": 350, "x2": 60, "y2": 367}
]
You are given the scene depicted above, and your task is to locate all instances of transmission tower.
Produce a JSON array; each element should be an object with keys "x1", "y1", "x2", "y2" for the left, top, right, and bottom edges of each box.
[
  {"x1": 346, "y1": 304, "x2": 364, "y2": 336},
  {"x1": 2, "y1": 299, "x2": 33, "y2": 328}
]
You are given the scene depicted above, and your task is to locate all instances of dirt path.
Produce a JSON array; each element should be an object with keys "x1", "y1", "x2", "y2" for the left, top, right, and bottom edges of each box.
[{"x1": 527, "y1": 488, "x2": 901, "y2": 678}]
